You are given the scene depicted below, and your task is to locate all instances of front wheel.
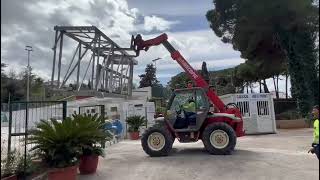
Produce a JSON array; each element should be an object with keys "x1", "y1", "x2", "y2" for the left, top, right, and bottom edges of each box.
[
  {"x1": 202, "y1": 122, "x2": 237, "y2": 155},
  {"x1": 141, "y1": 127, "x2": 174, "y2": 157}
]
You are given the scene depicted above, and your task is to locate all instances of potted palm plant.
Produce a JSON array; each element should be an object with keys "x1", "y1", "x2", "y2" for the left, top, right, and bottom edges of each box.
[
  {"x1": 72, "y1": 114, "x2": 113, "y2": 175},
  {"x1": 28, "y1": 118, "x2": 83, "y2": 180},
  {"x1": 126, "y1": 115, "x2": 146, "y2": 140}
]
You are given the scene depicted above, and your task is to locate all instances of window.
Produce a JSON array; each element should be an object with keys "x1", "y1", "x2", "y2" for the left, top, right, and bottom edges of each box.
[
  {"x1": 236, "y1": 101, "x2": 250, "y2": 117},
  {"x1": 111, "y1": 107, "x2": 118, "y2": 112},
  {"x1": 257, "y1": 101, "x2": 269, "y2": 116},
  {"x1": 195, "y1": 90, "x2": 208, "y2": 110},
  {"x1": 91, "y1": 109, "x2": 96, "y2": 113},
  {"x1": 170, "y1": 91, "x2": 193, "y2": 111}
]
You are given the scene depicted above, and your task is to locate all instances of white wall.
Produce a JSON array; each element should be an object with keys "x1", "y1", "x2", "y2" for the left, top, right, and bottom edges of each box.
[{"x1": 132, "y1": 86, "x2": 152, "y2": 101}]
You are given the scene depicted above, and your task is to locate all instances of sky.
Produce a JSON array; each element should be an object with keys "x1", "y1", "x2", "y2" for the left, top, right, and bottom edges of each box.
[{"x1": 0, "y1": 0, "x2": 290, "y2": 95}]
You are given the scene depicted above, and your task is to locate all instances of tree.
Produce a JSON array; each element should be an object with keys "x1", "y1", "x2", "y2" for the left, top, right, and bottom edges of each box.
[
  {"x1": 207, "y1": 0, "x2": 319, "y2": 116},
  {"x1": 167, "y1": 72, "x2": 190, "y2": 89},
  {"x1": 168, "y1": 67, "x2": 237, "y2": 95},
  {"x1": 1, "y1": 63, "x2": 8, "y2": 102},
  {"x1": 201, "y1": 61, "x2": 210, "y2": 84},
  {"x1": 1, "y1": 63, "x2": 7, "y2": 75},
  {"x1": 139, "y1": 64, "x2": 159, "y2": 88}
]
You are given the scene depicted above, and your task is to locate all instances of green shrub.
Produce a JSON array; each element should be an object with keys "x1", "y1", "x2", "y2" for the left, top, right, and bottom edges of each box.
[
  {"x1": 126, "y1": 115, "x2": 146, "y2": 132},
  {"x1": 28, "y1": 113, "x2": 113, "y2": 168},
  {"x1": 156, "y1": 107, "x2": 166, "y2": 114},
  {"x1": 1, "y1": 150, "x2": 40, "y2": 178},
  {"x1": 28, "y1": 118, "x2": 82, "y2": 168},
  {"x1": 1, "y1": 151, "x2": 18, "y2": 178},
  {"x1": 16, "y1": 154, "x2": 40, "y2": 178},
  {"x1": 276, "y1": 109, "x2": 303, "y2": 120},
  {"x1": 72, "y1": 113, "x2": 113, "y2": 157}
]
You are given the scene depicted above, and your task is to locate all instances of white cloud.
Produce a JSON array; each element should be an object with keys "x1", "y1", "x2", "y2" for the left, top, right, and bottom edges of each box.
[
  {"x1": 134, "y1": 29, "x2": 242, "y2": 74},
  {"x1": 143, "y1": 15, "x2": 178, "y2": 31},
  {"x1": 1, "y1": 0, "x2": 177, "y2": 83}
]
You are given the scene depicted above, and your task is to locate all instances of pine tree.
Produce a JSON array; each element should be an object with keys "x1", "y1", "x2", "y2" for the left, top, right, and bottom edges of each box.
[
  {"x1": 201, "y1": 61, "x2": 210, "y2": 84},
  {"x1": 139, "y1": 64, "x2": 159, "y2": 88}
]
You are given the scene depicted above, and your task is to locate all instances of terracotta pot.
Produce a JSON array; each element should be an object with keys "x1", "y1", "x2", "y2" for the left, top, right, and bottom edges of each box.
[
  {"x1": 129, "y1": 131, "x2": 140, "y2": 140},
  {"x1": 2, "y1": 175, "x2": 17, "y2": 180},
  {"x1": 79, "y1": 155, "x2": 99, "y2": 174},
  {"x1": 48, "y1": 165, "x2": 78, "y2": 180}
]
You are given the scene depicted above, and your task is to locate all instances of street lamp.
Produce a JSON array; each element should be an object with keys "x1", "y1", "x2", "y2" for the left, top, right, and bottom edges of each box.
[
  {"x1": 25, "y1": 45, "x2": 33, "y2": 101},
  {"x1": 152, "y1": 57, "x2": 161, "y2": 70}
]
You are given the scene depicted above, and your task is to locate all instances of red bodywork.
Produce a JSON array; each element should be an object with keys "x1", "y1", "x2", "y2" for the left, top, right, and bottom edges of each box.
[{"x1": 134, "y1": 33, "x2": 245, "y2": 137}]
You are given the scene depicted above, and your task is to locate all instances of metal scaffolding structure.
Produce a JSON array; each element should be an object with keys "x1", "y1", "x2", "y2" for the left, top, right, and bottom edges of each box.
[{"x1": 50, "y1": 26, "x2": 138, "y2": 97}]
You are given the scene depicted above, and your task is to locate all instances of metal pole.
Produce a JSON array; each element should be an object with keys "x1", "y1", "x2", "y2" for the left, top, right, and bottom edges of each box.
[
  {"x1": 24, "y1": 102, "x2": 28, "y2": 179},
  {"x1": 57, "y1": 33, "x2": 64, "y2": 87},
  {"x1": 152, "y1": 57, "x2": 161, "y2": 73},
  {"x1": 25, "y1": 46, "x2": 33, "y2": 101},
  {"x1": 51, "y1": 31, "x2": 58, "y2": 86},
  {"x1": 27, "y1": 51, "x2": 30, "y2": 101},
  {"x1": 77, "y1": 43, "x2": 81, "y2": 89},
  {"x1": 128, "y1": 60, "x2": 134, "y2": 96},
  {"x1": 62, "y1": 101, "x2": 67, "y2": 120},
  {"x1": 7, "y1": 103, "x2": 12, "y2": 158}
]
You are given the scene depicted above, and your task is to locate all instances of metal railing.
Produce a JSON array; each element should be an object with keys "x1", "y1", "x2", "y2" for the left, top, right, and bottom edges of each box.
[{"x1": 1, "y1": 101, "x2": 67, "y2": 179}]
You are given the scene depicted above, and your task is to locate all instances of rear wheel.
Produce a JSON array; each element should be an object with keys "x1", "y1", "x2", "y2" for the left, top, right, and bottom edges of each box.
[
  {"x1": 141, "y1": 127, "x2": 174, "y2": 157},
  {"x1": 202, "y1": 122, "x2": 236, "y2": 155}
]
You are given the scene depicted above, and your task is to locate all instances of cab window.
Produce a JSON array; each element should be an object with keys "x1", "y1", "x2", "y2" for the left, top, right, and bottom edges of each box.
[{"x1": 170, "y1": 91, "x2": 194, "y2": 111}]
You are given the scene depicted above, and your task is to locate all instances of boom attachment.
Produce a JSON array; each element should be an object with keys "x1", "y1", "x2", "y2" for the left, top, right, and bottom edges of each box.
[{"x1": 132, "y1": 33, "x2": 227, "y2": 112}]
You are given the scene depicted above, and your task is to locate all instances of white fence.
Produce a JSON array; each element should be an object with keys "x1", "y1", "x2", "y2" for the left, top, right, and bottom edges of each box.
[{"x1": 220, "y1": 93, "x2": 277, "y2": 134}]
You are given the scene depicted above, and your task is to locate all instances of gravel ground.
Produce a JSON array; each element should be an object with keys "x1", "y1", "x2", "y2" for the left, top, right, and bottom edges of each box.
[{"x1": 79, "y1": 128, "x2": 319, "y2": 180}]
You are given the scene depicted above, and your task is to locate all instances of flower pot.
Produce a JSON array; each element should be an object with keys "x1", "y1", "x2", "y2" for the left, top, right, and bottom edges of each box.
[
  {"x1": 2, "y1": 175, "x2": 17, "y2": 180},
  {"x1": 129, "y1": 131, "x2": 140, "y2": 140},
  {"x1": 48, "y1": 165, "x2": 78, "y2": 180},
  {"x1": 79, "y1": 155, "x2": 99, "y2": 174}
]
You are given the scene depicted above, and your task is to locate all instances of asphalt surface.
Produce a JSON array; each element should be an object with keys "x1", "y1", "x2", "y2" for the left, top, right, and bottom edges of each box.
[{"x1": 79, "y1": 128, "x2": 319, "y2": 180}]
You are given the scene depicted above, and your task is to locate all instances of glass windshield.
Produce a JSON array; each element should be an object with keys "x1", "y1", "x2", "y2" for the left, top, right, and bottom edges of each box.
[
  {"x1": 170, "y1": 91, "x2": 194, "y2": 111},
  {"x1": 195, "y1": 90, "x2": 207, "y2": 109}
]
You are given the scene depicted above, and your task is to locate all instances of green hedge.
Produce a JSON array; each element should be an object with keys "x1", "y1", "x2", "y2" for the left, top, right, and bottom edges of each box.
[{"x1": 275, "y1": 109, "x2": 302, "y2": 120}]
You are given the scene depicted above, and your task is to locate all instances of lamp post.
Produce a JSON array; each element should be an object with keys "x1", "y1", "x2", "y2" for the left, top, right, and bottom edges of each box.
[
  {"x1": 25, "y1": 46, "x2": 33, "y2": 101},
  {"x1": 151, "y1": 57, "x2": 161, "y2": 70}
]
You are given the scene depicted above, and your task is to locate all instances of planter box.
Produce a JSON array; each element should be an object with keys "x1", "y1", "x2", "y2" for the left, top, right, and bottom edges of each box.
[
  {"x1": 2, "y1": 175, "x2": 17, "y2": 180},
  {"x1": 276, "y1": 119, "x2": 309, "y2": 129},
  {"x1": 48, "y1": 165, "x2": 78, "y2": 180},
  {"x1": 129, "y1": 132, "x2": 140, "y2": 140},
  {"x1": 79, "y1": 155, "x2": 99, "y2": 174},
  {"x1": 30, "y1": 172, "x2": 48, "y2": 180}
]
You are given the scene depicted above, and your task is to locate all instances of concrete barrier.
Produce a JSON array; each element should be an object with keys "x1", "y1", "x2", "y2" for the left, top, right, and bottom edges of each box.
[{"x1": 276, "y1": 119, "x2": 310, "y2": 129}]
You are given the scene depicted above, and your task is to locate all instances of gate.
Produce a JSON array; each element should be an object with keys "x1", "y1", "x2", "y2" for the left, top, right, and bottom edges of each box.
[
  {"x1": 2, "y1": 101, "x2": 67, "y2": 179},
  {"x1": 220, "y1": 93, "x2": 276, "y2": 134}
]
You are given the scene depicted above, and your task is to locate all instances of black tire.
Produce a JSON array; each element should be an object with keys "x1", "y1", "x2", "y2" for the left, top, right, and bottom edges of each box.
[
  {"x1": 141, "y1": 126, "x2": 174, "y2": 157},
  {"x1": 202, "y1": 122, "x2": 237, "y2": 155}
]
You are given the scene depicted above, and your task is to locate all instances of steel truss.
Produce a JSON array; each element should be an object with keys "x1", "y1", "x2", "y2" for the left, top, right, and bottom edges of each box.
[{"x1": 50, "y1": 26, "x2": 138, "y2": 97}]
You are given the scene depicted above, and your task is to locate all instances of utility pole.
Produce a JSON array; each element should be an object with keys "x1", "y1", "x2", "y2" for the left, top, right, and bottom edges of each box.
[{"x1": 25, "y1": 46, "x2": 33, "y2": 101}]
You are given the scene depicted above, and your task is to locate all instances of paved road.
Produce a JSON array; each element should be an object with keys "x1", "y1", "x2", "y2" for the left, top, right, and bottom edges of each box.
[{"x1": 79, "y1": 129, "x2": 319, "y2": 180}]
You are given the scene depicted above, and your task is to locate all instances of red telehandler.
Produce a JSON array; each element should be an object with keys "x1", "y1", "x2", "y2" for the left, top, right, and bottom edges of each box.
[{"x1": 131, "y1": 33, "x2": 245, "y2": 156}]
